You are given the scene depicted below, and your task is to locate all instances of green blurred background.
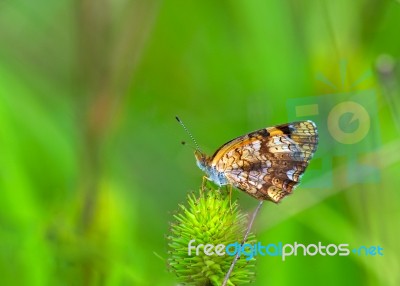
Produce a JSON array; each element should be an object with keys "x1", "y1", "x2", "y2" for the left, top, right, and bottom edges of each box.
[{"x1": 0, "y1": 0, "x2": 399, "y2": 285}]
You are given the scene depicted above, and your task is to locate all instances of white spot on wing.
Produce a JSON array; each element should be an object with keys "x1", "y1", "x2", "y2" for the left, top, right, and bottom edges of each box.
[
  {"x1": 287, "y1": 169, "x2": 295, "y2": 180},
  {"x1": 252, "y1": 140, "x2": 261, "y2": 150}
]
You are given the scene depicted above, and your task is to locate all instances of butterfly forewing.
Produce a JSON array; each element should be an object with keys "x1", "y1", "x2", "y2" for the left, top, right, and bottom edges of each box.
[{"x1": 209, "y1": 121, "x2": 318, "y2": 203}]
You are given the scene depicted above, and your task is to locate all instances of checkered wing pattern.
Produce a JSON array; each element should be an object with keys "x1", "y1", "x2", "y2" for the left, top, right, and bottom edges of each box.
[{"x1": 210, "y1": 121, "x2": 318, "y2": 203}]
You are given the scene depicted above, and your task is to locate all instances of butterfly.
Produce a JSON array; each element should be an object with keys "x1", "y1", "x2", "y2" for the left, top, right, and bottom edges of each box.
[{"x1": 177, "y1": 118, "x2": 318, "y2": 203}]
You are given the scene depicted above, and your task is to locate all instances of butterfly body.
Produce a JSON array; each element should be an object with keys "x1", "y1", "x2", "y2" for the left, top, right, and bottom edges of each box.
[{"x1": 195, "y1": 121, "x2": 318, "y2": 203}]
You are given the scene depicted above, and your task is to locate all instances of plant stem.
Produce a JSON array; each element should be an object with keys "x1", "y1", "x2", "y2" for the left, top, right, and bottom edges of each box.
[{"x1": 222, "y1": 200, "x2": 264, "y2": 286}]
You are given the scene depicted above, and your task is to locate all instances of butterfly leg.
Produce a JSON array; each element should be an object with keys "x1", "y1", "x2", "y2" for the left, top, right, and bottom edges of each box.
[
  {"x1": 223, "y1": 184, "x2": 233, "y2": 209},
  {"x1": 200, "y1": 175, "x2": 211, "y2": 196},
  {"x1": 227, "y1": 184, "x2": 233, "y2": 210}
]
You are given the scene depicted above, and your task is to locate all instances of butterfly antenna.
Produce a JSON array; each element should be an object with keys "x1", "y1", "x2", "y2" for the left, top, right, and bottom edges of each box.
[{"x1": 175, "y1": 116, "x2": 203, "y2": 153}]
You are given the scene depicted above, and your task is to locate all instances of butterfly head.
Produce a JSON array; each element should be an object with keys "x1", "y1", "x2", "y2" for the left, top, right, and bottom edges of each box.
[{"x1": 194, "y1": 150, "x2": 208, "y2": 171}]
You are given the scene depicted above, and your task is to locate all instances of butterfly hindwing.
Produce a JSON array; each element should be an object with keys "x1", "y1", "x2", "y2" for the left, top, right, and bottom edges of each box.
[{"x1": 210, "y1": 121, "x2": 318, "y2": 203}]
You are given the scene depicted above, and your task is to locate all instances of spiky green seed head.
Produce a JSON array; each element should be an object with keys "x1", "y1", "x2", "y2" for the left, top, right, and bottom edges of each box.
[{"x1": 167, "y1": 188, "x2": 256, "y2": 285}]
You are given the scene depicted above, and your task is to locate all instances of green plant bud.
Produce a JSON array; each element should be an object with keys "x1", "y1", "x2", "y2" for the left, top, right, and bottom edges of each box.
[{"x1": 167, "y1": 188, "x2": 256, "y2": 285}]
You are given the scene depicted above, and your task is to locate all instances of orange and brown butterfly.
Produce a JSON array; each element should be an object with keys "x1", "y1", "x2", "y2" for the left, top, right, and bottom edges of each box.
[{"x1": 176, "y1": 117, "x2": 318, "y2": 203}]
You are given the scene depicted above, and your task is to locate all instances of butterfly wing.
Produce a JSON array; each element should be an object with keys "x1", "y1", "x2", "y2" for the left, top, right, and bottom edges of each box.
[{"x1": 210, "y1": 121, "x2": 318, "y2": 203}]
